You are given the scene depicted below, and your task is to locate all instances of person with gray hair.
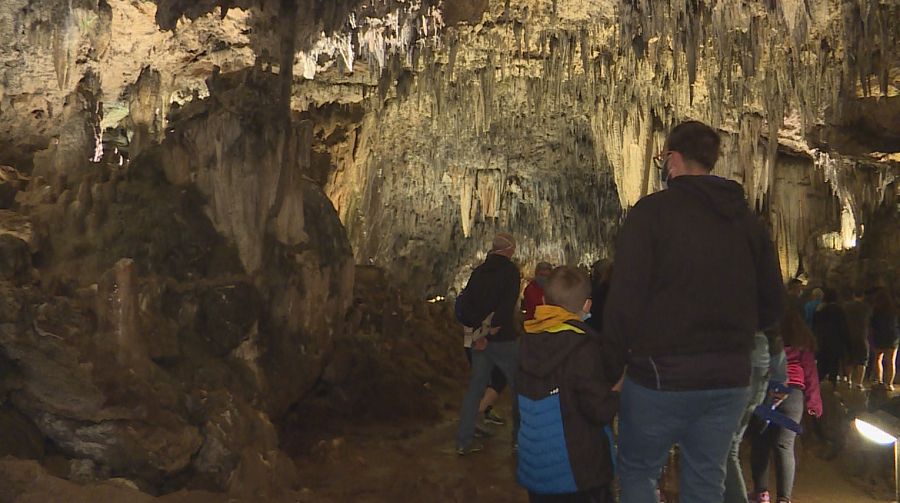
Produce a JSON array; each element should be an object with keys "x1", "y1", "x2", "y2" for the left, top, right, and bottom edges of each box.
[{"x1": 455, "y1": 232, "x2": 522, "y2": 455}]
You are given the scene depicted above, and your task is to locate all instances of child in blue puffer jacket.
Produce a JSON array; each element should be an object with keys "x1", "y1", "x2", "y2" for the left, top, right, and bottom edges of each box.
[{"x1": 517, "y1": 266, "x2": 621, "y2": 503}]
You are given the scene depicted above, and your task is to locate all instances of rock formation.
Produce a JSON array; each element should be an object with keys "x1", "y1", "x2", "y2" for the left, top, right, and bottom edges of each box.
[{"x1": 0, "y1": 0, "x2": 898, "y2": 500}]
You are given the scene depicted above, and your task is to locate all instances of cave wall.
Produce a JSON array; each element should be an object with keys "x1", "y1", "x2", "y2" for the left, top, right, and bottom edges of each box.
[
  {"x1": 2, "y1": 0, "x2": 899, "y2": 293},
  {"x1": 0, "y1": 1, "x2": 898, "y2": 497}
]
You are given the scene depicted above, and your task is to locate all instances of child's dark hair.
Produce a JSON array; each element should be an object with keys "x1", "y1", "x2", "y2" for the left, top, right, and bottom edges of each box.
[
  {"x1": 544, "y1": 266, "x2": 591, "y2": 314},
  {"x1": 780, "y1": 308, "x2": 816, "y2": 351}
]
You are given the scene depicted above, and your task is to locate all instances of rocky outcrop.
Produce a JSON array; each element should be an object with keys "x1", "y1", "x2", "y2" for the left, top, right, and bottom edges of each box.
[
  {"x1": 157, "y1": 68, "x2": 355, "y2": 415},
  {"x1": 0, "y1": 456, "x2": 296, "y2": 502},
  {"x1": 280, "y1": 264, "x2": 466, "y2": 456},
  {"x1": 0, "y1": 120, "x2": 345, "y2": 494}
]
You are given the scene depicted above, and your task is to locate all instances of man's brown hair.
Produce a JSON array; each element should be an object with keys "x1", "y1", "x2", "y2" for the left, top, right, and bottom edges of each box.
[
  {"x1": 544, "y1": 266, "x2": 591, "y2": 313},
  {"x1": 666, "y1": 121, "x2": 721, "y2": 171}
]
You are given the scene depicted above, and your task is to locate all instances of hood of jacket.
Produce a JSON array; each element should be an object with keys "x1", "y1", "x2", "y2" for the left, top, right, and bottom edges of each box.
[
  {"x1": 481, "y1": 252, "x2": 514, "y2": 271},
  {"x1": 521, "y1": 306, "x2": 593, "y2": 378},
  {"x1": 668, "y1": 175, "x2": 750, "y2": 221}
]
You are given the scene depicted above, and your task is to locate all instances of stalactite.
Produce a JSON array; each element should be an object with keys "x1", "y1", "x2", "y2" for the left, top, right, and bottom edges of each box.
[{"x1": 5, "y1": 0, "x2": 900, "y2": 294}]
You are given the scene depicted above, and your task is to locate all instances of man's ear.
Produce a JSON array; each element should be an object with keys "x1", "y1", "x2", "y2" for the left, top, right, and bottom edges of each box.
[{"x1": 582, "y1": 298, "x2": 592, "y2": 314}]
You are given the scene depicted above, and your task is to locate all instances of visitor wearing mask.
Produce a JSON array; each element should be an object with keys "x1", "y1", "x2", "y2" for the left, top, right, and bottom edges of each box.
[
  {"x1": 604, "y1": 121, "x2": 784, "y2": 503},
  {"x1": 523, "y1": 262, "x2": 553, "y2": 321},
  {"x1": 750, "y1": 309, "x2": 823, "y2": 503},
  {"x1": 870, "y1": 288, "x2": 900, "y2": 390}
]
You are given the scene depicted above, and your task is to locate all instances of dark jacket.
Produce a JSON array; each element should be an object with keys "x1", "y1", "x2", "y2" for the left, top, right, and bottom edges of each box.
[
  {"x1": 517, "y1": 315, "x2": 618, "y2": 493},
  {"x1": 458, "y1": 253, "x2": 521, "y2": 342},
  {"x1": 586, "y1": 280, "x2": 610, "y2": 333},
  {"x1": 812, "y1": 303, "x2": 852, "y2": 357},
  {"x1": 602, "y1": 175, "x2": 784, "y2": 390},
  {"x1": 871, "y1": 311, "x2": 900, "y2": 349}
]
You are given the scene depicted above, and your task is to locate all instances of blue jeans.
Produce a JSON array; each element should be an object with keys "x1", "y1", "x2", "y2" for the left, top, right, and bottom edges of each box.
[
  {"x1": 456, "y1": 340, "x2": 519, "y2": 449},
  {"x1": 724, "y1": 334, "x2": 771, "y2": 503},
  {"x1": 618, "y1": 377, "x2": 749, "y2": 503},
  {"x1": 723, "y1": 366, "x2": 769, "y2": 503}
]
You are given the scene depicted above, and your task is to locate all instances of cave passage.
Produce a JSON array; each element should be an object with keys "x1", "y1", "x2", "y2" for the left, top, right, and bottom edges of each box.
[{"x1": 0, "y1": 0, "x2": 898, "y2": 501}]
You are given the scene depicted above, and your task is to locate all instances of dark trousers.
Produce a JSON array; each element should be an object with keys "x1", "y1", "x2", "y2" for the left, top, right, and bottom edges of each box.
[
  {"x1": 464, "y1": 347, "x2": 507, "y2": 393},
  {"x1": 528, "y1": 486, "x2": 613, "y2": 503},
  {"x1": 817, "y1": 349, "x2": 841, "y2": 387},
  {"x1": 750, "y1": 388, "x2": 804, "y2": 500}
]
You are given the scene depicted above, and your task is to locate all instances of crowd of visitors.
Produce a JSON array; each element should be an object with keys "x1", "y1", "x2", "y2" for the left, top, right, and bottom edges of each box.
[{"x1": 453, "y1": 120, "x2": 900, "y2": 503}]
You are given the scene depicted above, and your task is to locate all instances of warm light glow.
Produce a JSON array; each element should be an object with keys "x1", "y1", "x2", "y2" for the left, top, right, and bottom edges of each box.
[
  {"x1": 840, "y1": 204, "x2": 857, "y2": 249},
  {"x1": 855, "y1": 418, "x2": 897, "y2": 445}
]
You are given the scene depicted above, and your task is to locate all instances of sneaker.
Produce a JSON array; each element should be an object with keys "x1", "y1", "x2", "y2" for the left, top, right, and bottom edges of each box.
[
  {"x1": 484, "y1": 407, "x2": 505, "y2": 426},
  {"x1": 776, "y1": 498, "x2": 791, "y2": 503},
  {"x1": 889, "y1": 384, "x2": 896, "y2": 391},
  {"x1": 456, "y1": 442, "x2": 484, "y2": 455},
  {"x1": 474, "y1": 426, "x2": 493, "y2": 438}
]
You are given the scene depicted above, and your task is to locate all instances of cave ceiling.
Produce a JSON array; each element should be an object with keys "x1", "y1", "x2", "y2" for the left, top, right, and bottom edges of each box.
[{"x1": 0, "y1": 0, "x2": 899, "y2": 293}]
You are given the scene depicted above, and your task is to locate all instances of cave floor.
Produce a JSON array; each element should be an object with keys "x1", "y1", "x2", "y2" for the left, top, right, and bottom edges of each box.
[{"x1": 292, "y1": 385, "x2": 895, "y2": 502}]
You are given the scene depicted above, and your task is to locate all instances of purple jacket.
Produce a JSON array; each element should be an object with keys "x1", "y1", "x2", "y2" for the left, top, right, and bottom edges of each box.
[{"x1": 785, "y1": 346, "x2": 823, "y2": 417}]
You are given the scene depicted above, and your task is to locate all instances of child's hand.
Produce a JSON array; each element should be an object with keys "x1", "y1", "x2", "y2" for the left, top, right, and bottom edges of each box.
[
  {"x1": 473, "y1": 338, "x2": 488, "y2": 351},
  {"x1": 768, "y1": 389, "x2": 788, "y2": 407},
  {"x1": 612, "y1": 373, "x2": 625, "y2": 392},
  {"x1": 807, "y1": 408, "x2": 819, "y2": 417}
]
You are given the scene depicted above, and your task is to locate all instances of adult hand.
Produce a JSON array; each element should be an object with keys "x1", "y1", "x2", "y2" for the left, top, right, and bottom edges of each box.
[
  {"x1": 807, "y1": 408, "x2": 819, "y2": 417},
  {"x1": 488, "y1": 326, "x2": 500, "y2": 335},
  {"x1": 473, "y1": 337, "x2": 488, "y2": 351}
]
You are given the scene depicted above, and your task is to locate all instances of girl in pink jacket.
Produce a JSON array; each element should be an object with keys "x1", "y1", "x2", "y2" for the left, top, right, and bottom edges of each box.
[{"x1": 749, "y1": 309, "x2": 822, "y2": 503}]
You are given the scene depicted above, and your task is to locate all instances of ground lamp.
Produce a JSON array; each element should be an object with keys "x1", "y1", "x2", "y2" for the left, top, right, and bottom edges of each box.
[{"x1": 855, "y1": 397, "x2": 900, "y2": 501}]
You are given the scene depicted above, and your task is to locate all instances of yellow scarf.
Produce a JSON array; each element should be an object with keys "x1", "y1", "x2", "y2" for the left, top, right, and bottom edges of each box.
[{"x1": 525, "y1": 305, "x2": 582, "y2": 334}]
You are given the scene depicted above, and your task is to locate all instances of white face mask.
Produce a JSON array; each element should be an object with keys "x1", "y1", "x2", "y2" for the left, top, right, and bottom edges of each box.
[{"x1": 581, "y1": 312, "x2": 592, "y2": 321}]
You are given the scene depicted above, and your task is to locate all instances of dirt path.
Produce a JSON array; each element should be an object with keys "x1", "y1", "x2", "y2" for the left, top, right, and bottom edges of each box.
[{"x1": 291, "y1": 389, "x2": 893, "y2": 502}]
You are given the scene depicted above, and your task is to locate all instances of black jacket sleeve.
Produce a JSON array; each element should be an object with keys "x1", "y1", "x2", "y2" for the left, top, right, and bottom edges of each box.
[
  {"x1": 837, "y1": 308, "x2": 853, "y2": 353},
  {"x1": 569, "y1": 340, "x2": 619, "y2": 425},
  {"x1": 491, "y1": 264, "x2": 521, "y2": 329},
  {"x1": 602, "y1": 201, "x2": 655, "y2": 372},
  {"x1": 754, "y1": 223, "x2": 785, "y2": 331}
]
